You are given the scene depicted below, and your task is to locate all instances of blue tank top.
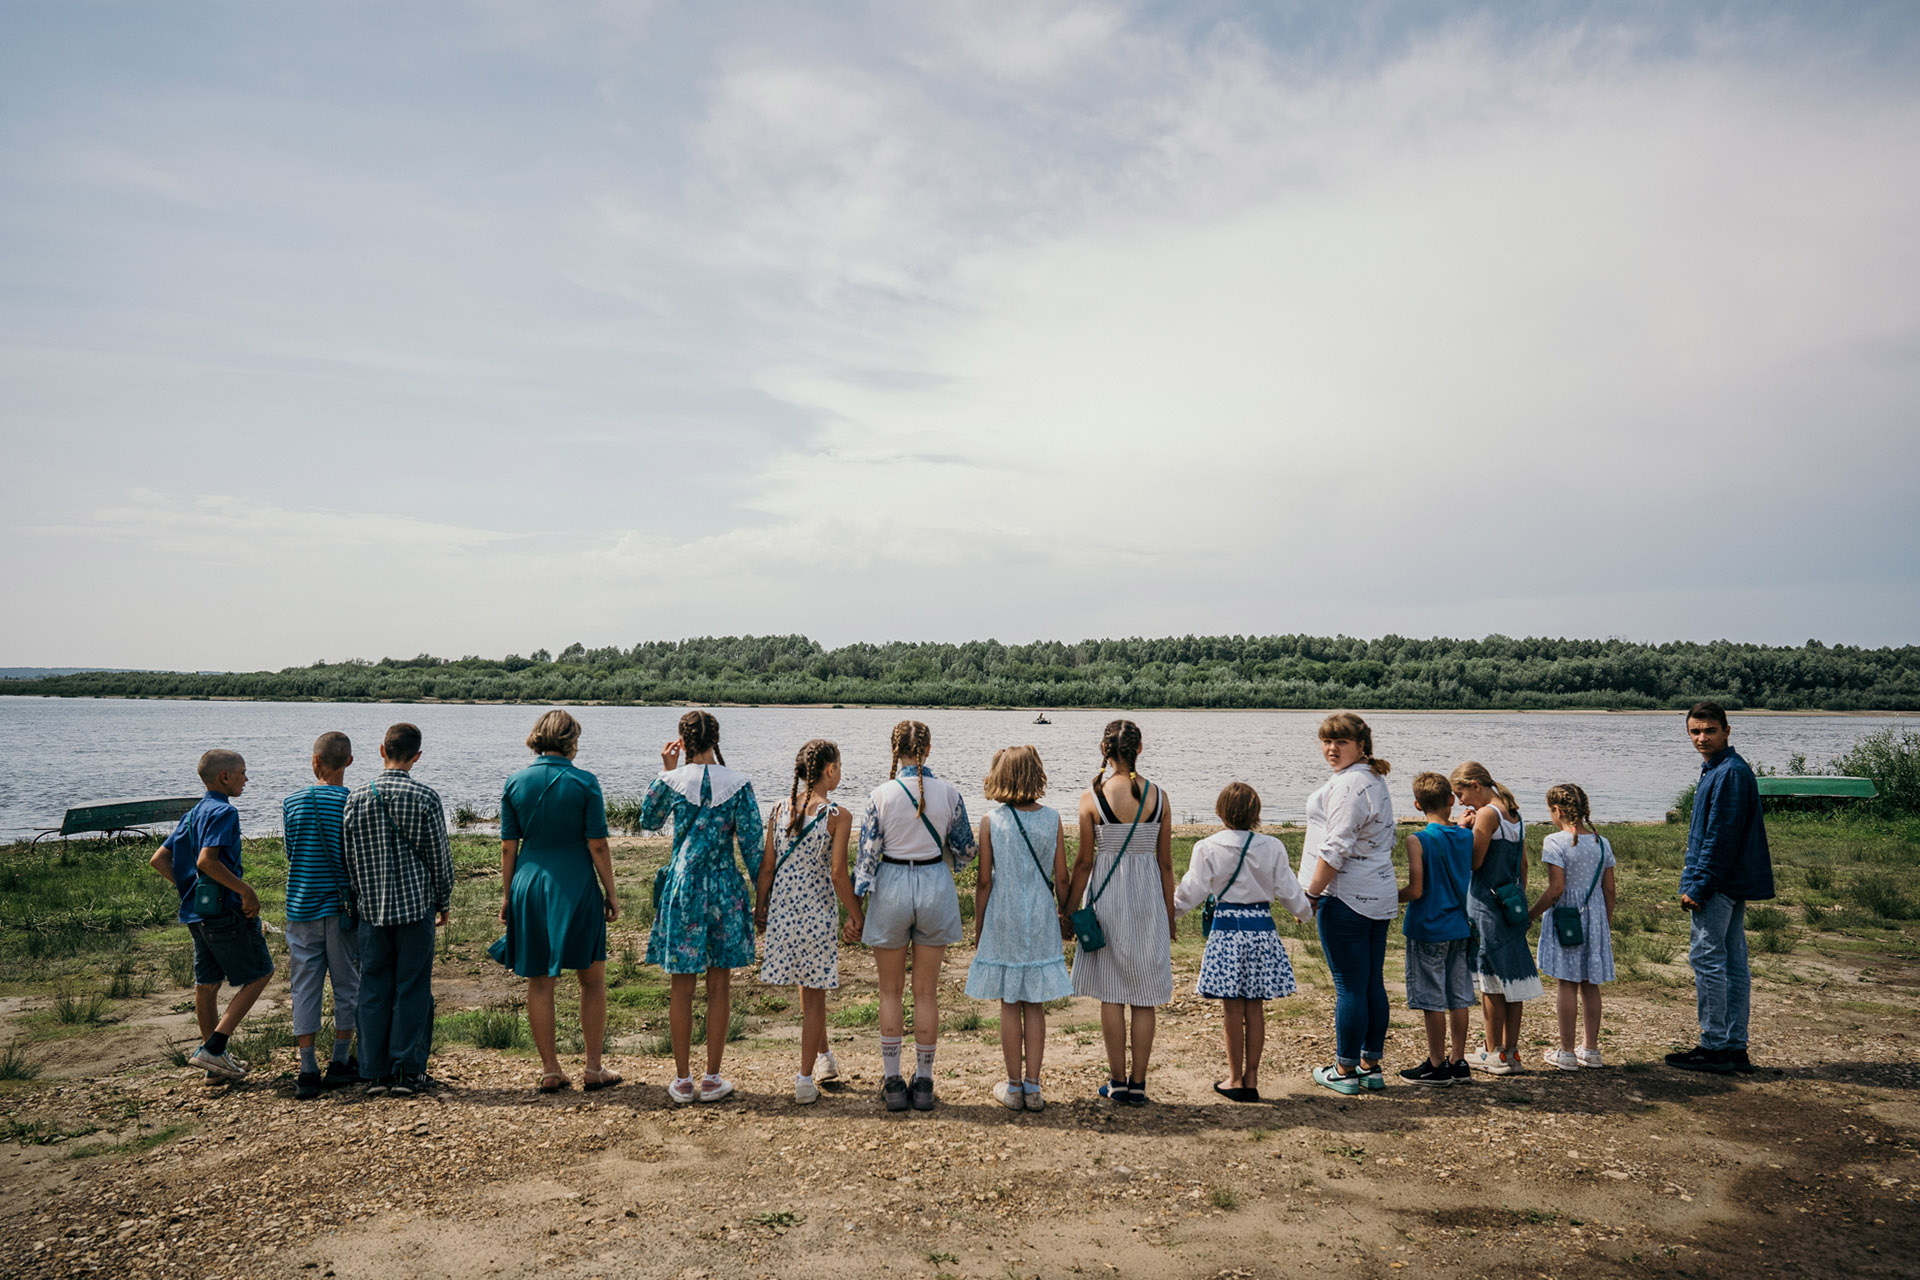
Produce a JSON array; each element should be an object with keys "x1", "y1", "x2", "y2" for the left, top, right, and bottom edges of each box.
[{"x1": 1404, "y1": 822, "x2": 1474, "y2": 942}]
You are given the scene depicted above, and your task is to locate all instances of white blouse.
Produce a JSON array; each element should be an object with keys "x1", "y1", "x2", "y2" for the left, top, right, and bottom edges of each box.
[
  {"x1": 1300, "y1": 762, "x2": 1399, "y2": 921},
  {"x1": 1174, "y1": 830, "x2": 1313, "y2": 922}
]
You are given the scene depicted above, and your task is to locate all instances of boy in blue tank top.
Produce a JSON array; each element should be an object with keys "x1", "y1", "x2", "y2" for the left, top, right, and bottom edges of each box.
[{"x1": 1398, "y1": 772, "x2": 1477, "y2": 1085}]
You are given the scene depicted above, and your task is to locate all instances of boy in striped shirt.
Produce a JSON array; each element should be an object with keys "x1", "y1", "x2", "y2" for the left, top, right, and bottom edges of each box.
[{"x1": 283, "y1": 731, "x2": 362, "y2": 1099}]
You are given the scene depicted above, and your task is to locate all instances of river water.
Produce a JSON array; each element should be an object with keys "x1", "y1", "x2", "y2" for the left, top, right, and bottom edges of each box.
[{"x1": 3, "y1": 696, "x2": 1908, "y2": 840}]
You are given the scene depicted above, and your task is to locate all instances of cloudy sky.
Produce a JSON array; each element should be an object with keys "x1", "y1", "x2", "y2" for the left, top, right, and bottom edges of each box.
[{"x1": 3, "y1": 2, "x2": 1916, "y2": 671}]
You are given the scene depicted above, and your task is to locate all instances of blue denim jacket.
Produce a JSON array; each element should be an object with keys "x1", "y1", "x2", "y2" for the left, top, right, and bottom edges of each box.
[{"x1": 1681, "y1": 748, "x2": 1775, "y2": 905}]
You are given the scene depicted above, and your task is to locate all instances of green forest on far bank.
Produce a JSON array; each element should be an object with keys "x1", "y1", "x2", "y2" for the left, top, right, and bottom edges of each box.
[{"x1": 5, "y1": 634, "x2": 1917, "y2": 710}]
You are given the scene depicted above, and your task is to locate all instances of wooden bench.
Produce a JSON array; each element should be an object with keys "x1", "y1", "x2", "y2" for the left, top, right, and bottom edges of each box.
[{"x1": 32, "y1": 796, "x2": 200, "y2": 845}]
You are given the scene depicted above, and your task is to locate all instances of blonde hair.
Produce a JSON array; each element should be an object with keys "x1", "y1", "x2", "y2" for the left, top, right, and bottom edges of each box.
[
  {"x1": 889, "y1": 720, "x2": 933, "y2": 815},
  {"x1": 526, "y1": 709, "x2": 581, "y2": 757},
  {"x1": 787, "y1": 739, "x2": 840, "y2": 835},
  {"x1": 984, "y1": 745, "x2": 1047, "y2": 805},
  {"x1": 196, "y1": 749, "x2": 245, "y2": 788},
  {"x1": 1215, "y1": 782, "x2": 1261, "y2": 831},
  {"x1": 1411, "y1": 771, "x2": 1453, "y2": 814},
  {"x1": 1545, "y1": 782, "x2": 1594, "y2": 831},
  {"x1": 1451, "y1": 761, "x2": 1521, "y2": 821},
  {"x1": 1319, "y1": 712, "x2": 1391, "y2": 775}
]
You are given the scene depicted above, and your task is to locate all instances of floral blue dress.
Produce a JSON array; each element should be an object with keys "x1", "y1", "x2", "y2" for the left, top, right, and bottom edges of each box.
[{"x1": 640, "y1": 765, "x2": 765, "y2": 975}]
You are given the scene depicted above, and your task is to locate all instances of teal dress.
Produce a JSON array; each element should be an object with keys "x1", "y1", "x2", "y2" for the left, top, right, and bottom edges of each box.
[
  {"x1": 489, "y1": 755, "x2": 610, "y2": 977},
  {"x1": 640, "y1": 765, "x2": 765, "y2": 975}
]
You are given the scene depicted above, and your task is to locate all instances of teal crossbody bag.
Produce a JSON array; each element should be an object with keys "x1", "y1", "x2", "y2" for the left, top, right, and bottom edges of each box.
[
  {"x1": 1551, "y1": 837, "x2": 1609, "y2": 948},
  {"x1": 1070, "y1": 782, "x2": 1152, "y2": 955}
]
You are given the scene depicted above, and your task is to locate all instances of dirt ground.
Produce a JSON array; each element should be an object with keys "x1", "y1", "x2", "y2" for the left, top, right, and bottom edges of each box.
[{"x1": 4, "y1": 843, "x2": 1919, "y2": 1280}]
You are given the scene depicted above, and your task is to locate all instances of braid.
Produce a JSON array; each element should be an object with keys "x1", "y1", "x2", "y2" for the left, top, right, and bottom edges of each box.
[
  {"x1": 889, "y1": 721, "x2": 931, "y2": 813},
  {"x1": 1546, "y1": 782, "x2": 1593, "y2": 834},
  {"x1": 788, "y1": 739, "x2": 840, "y2": 836},
  {"x1": 679, "y1": 710, "x2": 724, "y2": 766},
  {"x1": 1094, "y1": 719, "x2": 1144, "y2": 798}
]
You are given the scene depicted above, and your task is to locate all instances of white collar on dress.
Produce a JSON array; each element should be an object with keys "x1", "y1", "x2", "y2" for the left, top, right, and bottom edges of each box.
[{"x1": 658, "y1": 763, "x2": 750, "y2": 807}]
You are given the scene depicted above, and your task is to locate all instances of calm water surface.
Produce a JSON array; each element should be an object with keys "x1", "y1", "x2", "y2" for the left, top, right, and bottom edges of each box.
[{"x1": 1, "y1": 697, "x2": 1910, "y2": 838}]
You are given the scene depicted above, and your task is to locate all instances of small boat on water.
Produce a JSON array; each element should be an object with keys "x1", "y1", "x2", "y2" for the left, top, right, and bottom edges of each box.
[{"x1": 1032, "y1": 714, "x2": 1051, "y2": 725}]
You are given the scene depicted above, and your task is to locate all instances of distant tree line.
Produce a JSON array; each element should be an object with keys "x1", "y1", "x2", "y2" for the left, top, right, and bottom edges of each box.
[{"x1": 6, "y1": 634, "x2": 1917, "y2": 710}]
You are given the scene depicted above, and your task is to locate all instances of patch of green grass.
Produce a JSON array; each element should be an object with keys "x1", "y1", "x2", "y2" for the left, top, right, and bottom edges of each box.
[
  {"x1": 1756, "y1": 926, "x2": 1799, "y2": 954},
  {"x1": 1847, "y1": 874, "x2": 1915, "y2": 921},
  {"x1": 66, "y1": 1123, "x2": 192, "y2": 1160},
  {"x1": 1748, "y1": 905, "x2": 1790, "y2": 931},
  {"x1": 227, "y1": 1018, "x2": 297, "y2": 1065},
  {"x1": 1043, "y1": 996, "x2": 1073, "y2": 1012},
  {"x1": 52, "y1": 987, "x2": 110, "y2": 1024},
  {"x1": 829, "y1": 1000, "x2": 880, "y2": 1028},
  {"x1": 693, "y1": 1008, "x2": 748, "y2": 1044},
  {"x1": 3, "y1": 1116, "x2": 100, "y2": 1146},
  {"x1": 437, "y1": 1006, "x2": 530, "y2": 1051},
  {"x1": 0, "y1": 1042, "x2": 42, "y2": 1080},
  {"x1": 1802, "y1": 864, "x2": 1834, "y2": 892},
  {"x1": 1208, "y1": 1185, "x2": 1239, "y2": 1210},
  {"x1": 746, "y1": 1210, "x2": 802, "y2": 1229},
  {"x1": 945, "y1": 1009, "x2": 983, "y2": 1032}
]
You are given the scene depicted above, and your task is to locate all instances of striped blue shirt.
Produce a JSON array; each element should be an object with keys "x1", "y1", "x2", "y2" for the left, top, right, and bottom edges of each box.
[{"x1": 282, "y1": 784, "x2": 350, "y2": 922}]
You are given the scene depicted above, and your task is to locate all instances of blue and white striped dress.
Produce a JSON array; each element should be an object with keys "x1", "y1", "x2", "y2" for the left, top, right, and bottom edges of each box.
[{"x1": 1069, "y1": 786, "x2": 1173, "y2": 1007}]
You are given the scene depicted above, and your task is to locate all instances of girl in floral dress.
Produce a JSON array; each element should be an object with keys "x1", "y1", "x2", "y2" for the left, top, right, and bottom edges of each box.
[
  {"x1": 641, "y1": 710, "x2": 764, "y2": 1104},
  {"x1": 755, "y1": 739, "x2": 862, "y2": 1104}
]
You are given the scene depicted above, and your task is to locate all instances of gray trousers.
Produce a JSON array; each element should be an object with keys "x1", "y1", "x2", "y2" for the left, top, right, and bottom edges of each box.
[{"x1": 285, "y1": 916, "x2": 361, "y2": 1037}]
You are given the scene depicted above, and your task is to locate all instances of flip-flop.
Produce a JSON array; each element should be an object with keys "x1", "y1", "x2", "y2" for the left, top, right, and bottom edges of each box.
[
  {"x1": 583, "y1": 1069, "x2": 623, "y2": 1092},
  {"x1": 537, "y1": 1073, "x2": 572, "y2": 1094}
]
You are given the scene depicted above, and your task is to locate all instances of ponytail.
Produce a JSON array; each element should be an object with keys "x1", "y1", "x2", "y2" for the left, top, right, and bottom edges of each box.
[
  {"x1": 1450, "y1": 761, "x2": 1520, "y2": 821},
  {"x1": 1319, "y1": 711, "x2": 1388, "y2": 775}
]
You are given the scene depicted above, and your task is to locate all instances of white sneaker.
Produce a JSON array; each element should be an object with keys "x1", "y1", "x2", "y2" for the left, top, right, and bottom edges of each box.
[
  {"x1": 697, "y1": 1074, "x2": 734, "y2": 1103},
  {"x1": 1467, "y1": 1049, "x2": 1517, "y2": 1076},
  {"x1": 1022, "y1": 1085, "x2": 1045, "y2": 1113},
  {"x1": 667, "y1": 1077, "x2": 697, "y2": 1105},
  {"x1": 190, "y1": 1047, "x2": 248, "y2": 1079},
  {"x1": 815, "y1": 1050, "x2": 840, "y2": 1082},
  {"x1": 1575, "y1": 1048, "x2": 1606, "y2": 1068},
  {"x1": 992, "y1": 1081, "x2": 1025, "y2": 1111},
  {"x1": 794, "y1": 1076, "x2": 820, "y2": 1105},
  {"x1": 1542, "y1": 1049, "x2": 1580, "y2": 1072}
]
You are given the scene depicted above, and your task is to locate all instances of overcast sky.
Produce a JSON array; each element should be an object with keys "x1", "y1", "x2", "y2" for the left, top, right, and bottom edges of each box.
[{"x1": 3, "y1": 2, "x2": 1916, "y2": 671}]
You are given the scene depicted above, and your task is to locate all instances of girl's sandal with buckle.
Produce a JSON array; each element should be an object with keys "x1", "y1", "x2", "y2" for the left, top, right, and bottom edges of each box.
[
  {"x1": 537, "y1": 1072, "x2": 572, "y2": 1094},
  {"x1": 583, "y1": 1067, "x2": 623, "y2": 1092}
]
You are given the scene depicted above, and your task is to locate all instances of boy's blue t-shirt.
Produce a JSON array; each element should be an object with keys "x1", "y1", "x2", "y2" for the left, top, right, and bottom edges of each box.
[
  {"x1": 282, "y1": 784, "x2": 350, "y2": 922},
  {"x1": 163, "y1": 790, "x2": 243, "y2": 923},
  {"x1": 1404, "y1": 821, "x2": 1474, "y2": 942}
]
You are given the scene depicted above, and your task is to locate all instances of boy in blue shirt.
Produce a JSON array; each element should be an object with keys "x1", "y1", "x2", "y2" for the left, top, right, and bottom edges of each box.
[
  {"x1": 1397, "y1": 772, "x2": 1477, "y2": 1085},
  {"x1": 148, "y1": 749, "x2": 273, "y2": 1080},
  {"x1": 283, "y1": 731, "x2": 361, "y2": 1099}
]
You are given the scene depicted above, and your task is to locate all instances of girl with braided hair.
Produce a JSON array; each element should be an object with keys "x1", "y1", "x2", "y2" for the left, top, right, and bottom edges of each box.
[
  {"x1": 754, "y1": 739, "x2": 861, "y2": 1104},
  {"x1": 638, "y1": 710, "x2": 764, "y2": 1104},
  {"x1": 853, "y1": 720, "x2": 977, "y2": 1112},
  {"x1": 1528, "y1": 783, "x2": 1616, "y2": 1069},
  {"x1": 1452, "y1": 759, "x2": 1542, "y2": 1075},
  {"x1": 1065, "y1": 719, "x2": 1177, "y2": 1108}
]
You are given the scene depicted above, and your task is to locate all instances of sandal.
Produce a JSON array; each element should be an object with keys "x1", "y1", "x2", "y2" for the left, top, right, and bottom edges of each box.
[
  {"x1": 583, "y1": 1068, "x2": 623, "y2": 1092},
  {"x1": 537, "y1": 1072, "x2": 572, "y2": 1094}
]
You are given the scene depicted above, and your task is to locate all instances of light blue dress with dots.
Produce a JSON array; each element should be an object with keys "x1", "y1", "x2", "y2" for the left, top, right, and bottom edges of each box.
[
  {"x1": 1537, "y1": 831, "x2": 1617, "y2": 984},
  {"x1": 965, "y1": 806, "x2": 1073, "y2": 1004}
]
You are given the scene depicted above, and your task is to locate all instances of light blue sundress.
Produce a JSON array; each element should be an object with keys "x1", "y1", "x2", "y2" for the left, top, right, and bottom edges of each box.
[
  {"x1": 640, "y1": 765, "x2": 765, "y2": 975},
  {"x1": 1537, "y1": 831, "x2": 1617, "y2": 984},
  {"x1": 966, "y1": 806, "x2": 1073, "y2": 1004}
]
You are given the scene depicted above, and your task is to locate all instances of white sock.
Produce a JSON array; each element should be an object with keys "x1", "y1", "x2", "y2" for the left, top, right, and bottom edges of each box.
[
  {"x1": 796, "y1": 1074, "x2": 813, "y2": 1087},
  {"x1": 915, "y1": 1042, "x2": 936, "y2": 1080},
  {"x1": 331, "y1": 1038, "x2": 352, "y2": 1065},
  {"x1": 880, "y1": 1036, "x2": 902, "y2": 1078}
]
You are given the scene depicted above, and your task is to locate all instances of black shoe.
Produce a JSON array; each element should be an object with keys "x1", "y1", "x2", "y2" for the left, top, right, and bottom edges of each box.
[
  {"x1": 882, "y1": 1075, "x2": 910, "y2": 1112},
  {"x1": 1400, "y1": 1061, "x2": 1452, "y2": 1086},
  {"x1": 909, "y1": 1076, "x2": 936, "y2": 1112},
  {"x1": 1450, "y1": 1058, "x2": 1472, "y2": 1082},
  {"x1": 1664, "y1": 1045, "x2": 1735, "y2": 1074},
  {"x1": 401, "y1": 1072, "x2": 441, "y2": 1093},
  {"x1": 321, "y1": 1057, "x2": 361, "y2": 1090},
  {"x1": 388, "y1": 1075, "x2": 416, "y2": 1097},
  {"x1": 365, "y1": 1075, "x2": 393, "y2": 1096},
  {"x1": 294, "y1": 1071, "x2": 324, "y2": 1100},
  {"x1": 1728, "y1": 1048, "x2": 1756, "y2": 1075},
  {"x1": 1124, "y1": 1079, "x2": 1148, "y2": 1107}
]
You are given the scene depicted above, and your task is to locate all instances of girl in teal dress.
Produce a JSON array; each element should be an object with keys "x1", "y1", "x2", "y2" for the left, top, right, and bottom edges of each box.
[
  {"x1": 491, "y1": 710, "x2": 621, "y2": 1094},
  {"x1": 640, "y1": 710, "x2": 764, "y2": 1104}
]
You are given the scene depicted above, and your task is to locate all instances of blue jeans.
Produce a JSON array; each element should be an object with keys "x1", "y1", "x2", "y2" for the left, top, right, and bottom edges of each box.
[
  {"x1": 357, "y1": 916, "x2": 436, "y2": 1078},
  {"x1": 1688, "y1": 895, "x2": 1749, "y2": 1051},
  {"x1": 1318, "y1": 897, "x2": 1390, "y2": 1068}
]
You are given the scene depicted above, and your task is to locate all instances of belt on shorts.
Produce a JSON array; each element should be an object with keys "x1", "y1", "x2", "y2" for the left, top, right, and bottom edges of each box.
[{"x1": 881, "y1": 856, "x2": 944, "y2": 866}]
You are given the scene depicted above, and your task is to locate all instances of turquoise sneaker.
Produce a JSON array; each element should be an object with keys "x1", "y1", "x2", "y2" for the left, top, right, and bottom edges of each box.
[
  {"x1": 1359, "y1": 1063, "x2": 1386, "y2": 1091},
  {"x1": 1312, "y1": 1065, "x2": 1362, "y2": 1096}
]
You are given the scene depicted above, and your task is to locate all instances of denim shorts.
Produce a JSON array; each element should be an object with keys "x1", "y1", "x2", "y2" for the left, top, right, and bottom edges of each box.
[
  {"x1": 188, "y1": 913, "x2": 275, "y2": 988},
  {"x1": 861, "y1": 860, "x2": 963, "y2": 949},
  {"x1": 1404, "y1": 937, "x2": 1473, "y2": 1011}
]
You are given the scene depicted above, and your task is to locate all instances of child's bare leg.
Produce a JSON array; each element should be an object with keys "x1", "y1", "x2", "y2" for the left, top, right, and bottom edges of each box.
[
  {"x1": 704, "y1": 967, "x2": 731, "y2": 1076},
  {"x1": 668, "y1": 973, "x2": 697, "y2": 1079},
  {"x1": 528, "y1": 974, "x2": 561, "y2": 1075},
  {"x1": 216, "y1": 974, "x2": 270, "y2": 1035},
  {"x1": 874, "y1": 947, "x2": 907, "y2": 1037},
  {"x1": 999, "y1": 1001, "x2": 1024, "y2": 1081},
  {"x1": 1021, "y1": 1002, "x2": 1046, "y2": 1081},
  {"x1": 1448, "y1": 1007, "x2": 1472, "y2": 1062},
  {"x1": 1422, "y1": 1009, "x2": 1449, "y2": 1067},
  {"x1": 1480, "y1": 992, "x2": 1507, "y2": 1055},
  {"x1": 910, "y1": 944, "x2": 945, "y2": 1050},
  {"x1": 1221, "y1": 998, "x2": 1247, "y2": 1088},
  {"x1": 194, "y1": 985, "x2": 219, "y2": 1041},
  {"x1": 578, "y1": 962, "x2": 607, "y2": 1073},
  {"x1": 1501, "y1": 1000, "x2": 1524, "y2": 1057},
  {"x1": 1555, "y1": 979, "x2": 1577, "y2": 1052},
  {"x1": 1244, "y1": 1002, "x2": 1266, "y2": 1092},
  {"x1": 1580, "y1": 983, "x2": 1602, "y2": 1052},
  {"x1": 1099, "y1": 1002, "x2": 1128, "y2": 1081},
  {"x1": 800, "y1": 987, "x2": 826, "y2": 1076},
  {"x1": 1129, "y1": 1006, "x2": 1156, "y2": 1081}
]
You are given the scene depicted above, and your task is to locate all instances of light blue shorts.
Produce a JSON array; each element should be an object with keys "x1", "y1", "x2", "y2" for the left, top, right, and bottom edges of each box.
[
  {"x1": 1405, "y1": 937, "x2": 1474, "y2": 1011},
  {"x1": 861, "y1": 861, "x2": 963, "y2": 949}
]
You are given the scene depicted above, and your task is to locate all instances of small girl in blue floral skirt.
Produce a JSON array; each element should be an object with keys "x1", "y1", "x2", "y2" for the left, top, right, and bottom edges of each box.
[{"x1": 1173, "y1": 783, "x2": 1314, "y2": 1102}]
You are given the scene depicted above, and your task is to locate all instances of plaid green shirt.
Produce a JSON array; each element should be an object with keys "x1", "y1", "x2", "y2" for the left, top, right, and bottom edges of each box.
[{"x1": 342, "y1": 770, "x2": 452, "y2": 926}]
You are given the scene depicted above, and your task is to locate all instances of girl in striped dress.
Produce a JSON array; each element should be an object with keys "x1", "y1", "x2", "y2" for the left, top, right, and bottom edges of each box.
[
  {"x1": 1066, "y1": 720, "x2": 1176, "y2": 1108},
  {"x1": 755, "y1": 739, "x2": 862, "y2": 1104}
]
